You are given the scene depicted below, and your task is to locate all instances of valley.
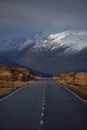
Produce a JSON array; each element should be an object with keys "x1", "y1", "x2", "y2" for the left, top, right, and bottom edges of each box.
[
  {"x1": 0, "y1": 30, "x2": 87, "y2": 99},
  {"x1": 0, "y1": 30, "x2": 87, "y2": 130},
  {"x1": 0, "y1": 0, "x2": 87, "y2": 129}
]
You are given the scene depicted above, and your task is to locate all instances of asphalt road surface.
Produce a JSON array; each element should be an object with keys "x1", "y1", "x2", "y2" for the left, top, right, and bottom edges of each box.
[{"x1": 0, "y1": 79, "x2": 87, "y2": 130}]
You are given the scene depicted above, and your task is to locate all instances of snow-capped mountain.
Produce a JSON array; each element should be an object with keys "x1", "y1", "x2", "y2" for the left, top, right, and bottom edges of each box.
[
  {"x1": 0, "y1": 39, "x2": 25, "y2": 52},
  {"x1": 18, "y1": 31, "x2": 49, "y2": 50},
  {"x1": 42, "y1": 30, "x2": 87, "y2": 52},
  {"x1": 16, "y1": 30, "x2": 87, "y2": 53},
  {"x1": 0, "y1": 30, "x2": 87, "y2": 53},
  {"x1": 10, "y1": 30, "x2": 85, "y2": 53},
  {"x1": 0, "y1": 30, "x2": 87, "y2": 75},
  {"x1": 0, "y1": 31, "x2": 49, "y2": 52}
]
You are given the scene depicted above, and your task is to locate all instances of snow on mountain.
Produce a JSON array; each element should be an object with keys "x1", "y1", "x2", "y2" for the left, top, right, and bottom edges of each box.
[
  {"x1": 18, "y1": 34, "x2": 43, "y2": 50},
  {"x1": 18, "y1": 31, "x2": 49, "y2": 50},
  {"x1": 0, "y1": 31, "x2": 50, "y2": 52},
  {"x1": 1, "y1": 30, "x2": 87, "y2": 75},
  {"x1": 40, "y1": 30, "x2": 87, "y2": 53},
  {"x1": 0, "y1": 30, "x2": 87, "y2": 54},
  {"x1": 0, "y1": 39, "x2": 26, "y2": 51}
]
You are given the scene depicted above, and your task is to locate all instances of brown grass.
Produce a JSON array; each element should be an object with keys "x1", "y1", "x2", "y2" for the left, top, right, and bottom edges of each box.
[
  {"x1": 0, "y1": 88, "x2": 16, "y2": 98},
  {"x1": 0, "y1": 65, "x2": 40, "y2": 99},
  {"x1": 0, "y1": 81, "x2": 34, "y2": 99}
]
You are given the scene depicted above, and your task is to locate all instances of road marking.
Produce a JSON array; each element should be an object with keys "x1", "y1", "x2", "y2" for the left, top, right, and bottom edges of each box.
[
  {"x1": 40, "y1": 120, "x2": 44, "y2": 125},
  {"x1": 42, "y1": 102, "x2": 45, "y2": 106},
  {"x1": 41, "y1": 113, "x2": 44, "y2": 117},
  {"x1": 54, "y1": 80, "x2": 87, "y2": 104},
  {"x1": 43, "y1": 91, "x2": 45, "y2": 93},
  {"x1": 0, "y1": 84, "x2": 30, "y2": 102},
  {"x1": 0, "y1": 80, "x2": 38, "y2": 103},
  {"x1": 42, "y1": 106, "x2": 45, "y2": 110},
  {"x1": 43, "y1": 99, "x2": 45, "y2": 102},
  {"x1": 43, "y1": 97, "x2": 45, "y2": 100},
  {"x1": 43, "y1": 93, "x2": 45, "y2": 96},
  {"x1": 43, "y1": 95, "x2": 45, "y2": 98},
  {"x1": 39, "y1": 87, "x2": 46, "y2": 130},
  {"x1": 43, "y1": 94, "x2": 45, "y2": 97},
  {"x1": 61, "y1": 84, "x2": 87, "y2": 104}
]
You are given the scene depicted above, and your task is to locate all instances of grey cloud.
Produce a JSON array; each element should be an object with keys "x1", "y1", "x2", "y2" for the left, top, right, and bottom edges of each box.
[{"x1": 0, "y1": 0, "x2": 87, "y2": 39}]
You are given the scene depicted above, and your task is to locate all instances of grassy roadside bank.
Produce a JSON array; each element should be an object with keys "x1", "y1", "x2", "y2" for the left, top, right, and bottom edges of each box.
[
  {"x1": 55, "y1": 72, "x2": 87, "y2": 101},
  {"x1": 0, "y1": 81, "x2": 34, "y2": 99},
  {"x1": 0, "y1": 65, "x2": 40, "y2": 99}
]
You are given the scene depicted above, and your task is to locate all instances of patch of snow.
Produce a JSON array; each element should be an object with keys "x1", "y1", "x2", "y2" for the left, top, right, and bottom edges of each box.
[
  {"x1": 18, "y1": 39, "x2": 33, "y2": 50},
  {"x1": 0, "y1": 39, "x2": 24, "y2": 51},
  {"x1": 18, "y1": 31, "x2": 49, "y2": 50},
  {"x1": 41, "y1": 30, "x2": 87, "y2": 53}
]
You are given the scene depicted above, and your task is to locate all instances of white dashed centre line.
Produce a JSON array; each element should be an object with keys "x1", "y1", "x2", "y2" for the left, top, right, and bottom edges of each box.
[
  {"x1": 43, "y1": 97, "x2": 45, "y2": 100},
  {"x1": 42, "y1": 102, "x2": 45, "y2": 106},
  {"x1": 41, "y1": 113, "x2": 44, "y2": 117},
  {"x1": 43, "y1": 99, "x2": 45, "y2": 103},
  {"x1": 40, "y1": 120, "x2": 44, "y2": 125},
  {"x1": 42, "y1": 106, "x2": 45, "y2": 110},
  {"x1": 39, "y1": 86, "x2": 46, "y2": 130},
  {"x1": 43, "y1": 94, "x2": 45, "y2": 96}
]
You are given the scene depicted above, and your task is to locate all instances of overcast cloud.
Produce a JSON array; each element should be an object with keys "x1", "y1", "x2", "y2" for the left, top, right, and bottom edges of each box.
[{"x1": 0, "y1": 0, "x2": 87, "y2": 39}]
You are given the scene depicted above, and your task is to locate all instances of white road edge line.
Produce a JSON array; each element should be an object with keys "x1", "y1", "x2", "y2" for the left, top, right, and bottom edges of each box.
[
  {"x1": 54, "y1": 80, "x2": 87, "y2": 104},
  {"x1": 62, "y1": 84, "x2": 87, "y2": 104},
  {"x1": 0, "y1": 84, "x2": 30, "y2": 103}
]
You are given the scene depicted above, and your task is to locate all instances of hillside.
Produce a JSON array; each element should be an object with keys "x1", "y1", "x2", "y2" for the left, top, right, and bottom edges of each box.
[
  {"x1": 0, "y1": 55, "x2": 24, "y2": 68},
  {"x1": 55, "y1": 72, "x2": 87, "y2": 100},
  {"x1": 0, "y1": 65, "x2": 39, "y2": 98},
  {"x1": 4, "y1": 30, "x2": 87, "y2": 75}
]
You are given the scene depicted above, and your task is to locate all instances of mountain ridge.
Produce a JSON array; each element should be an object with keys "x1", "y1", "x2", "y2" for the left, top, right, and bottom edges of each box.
[{"x1": 0, "y1": 30, "x2": 87, "y2": 75}]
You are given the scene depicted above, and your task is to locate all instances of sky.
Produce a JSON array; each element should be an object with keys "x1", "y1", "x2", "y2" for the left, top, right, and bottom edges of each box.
[{"x1": 0, "y1": 0, "x2": 87, "y2": 39}]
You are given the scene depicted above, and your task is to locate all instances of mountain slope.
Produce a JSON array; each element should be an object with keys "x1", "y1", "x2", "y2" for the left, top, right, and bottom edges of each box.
[
  {"x1": 1, "y1": 30, "x2": 87, "y2": 75},
  {"x1": 0, "y1": 55, "x2": 24, "y2": 68},
  {"x1": 0, "y1": 31, "x2": 49, "y2": 53},
  {"x1": 16, "y1": 47, "x2": 87, "y2": 75},
  {"x1": 40, "y1": 30, "x2": 87, "y2": 53}
]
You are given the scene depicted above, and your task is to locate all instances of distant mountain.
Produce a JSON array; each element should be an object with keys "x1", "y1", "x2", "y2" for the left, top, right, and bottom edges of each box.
[
  {"x1": 0, "y1": 55, "x2": 53, "y2": 77},
  {"x1": 0, "y1": 31, "x2": 49, "y2": 53},
  {"x1": 0, "y1": 55, "x2": 23, "y2": 68},
  {"x1": 0, "y1": 30, "x2": 87, "y2": 76}
]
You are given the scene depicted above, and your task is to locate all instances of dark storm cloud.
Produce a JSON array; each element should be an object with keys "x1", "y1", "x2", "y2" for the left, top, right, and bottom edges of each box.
[{"x1": 0, "y1": 0, "x2": 87, "y2": 39}]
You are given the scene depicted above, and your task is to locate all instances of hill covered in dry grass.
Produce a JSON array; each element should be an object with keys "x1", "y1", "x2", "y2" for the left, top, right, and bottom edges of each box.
[
  {"x1": 0, "y1": 65, "x2": 39, "y2": 98},
  {"x1": 55, "y1": 72, "x2": 87, "y2": 101}
]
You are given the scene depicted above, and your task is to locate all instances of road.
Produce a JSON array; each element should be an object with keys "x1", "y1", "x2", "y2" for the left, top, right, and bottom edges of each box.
[{"x1": 0, "y1": 79, "x2": 87, "y2": 130}]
